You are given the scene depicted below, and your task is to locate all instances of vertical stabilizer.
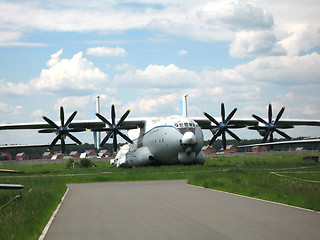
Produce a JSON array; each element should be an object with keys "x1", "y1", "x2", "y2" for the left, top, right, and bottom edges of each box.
[
  {"x1": 93, "y1": 95, "x2": 101, "y2": 149},
  {"x1": 179, "y1": 94, "x2": 188, "y2": 117}
]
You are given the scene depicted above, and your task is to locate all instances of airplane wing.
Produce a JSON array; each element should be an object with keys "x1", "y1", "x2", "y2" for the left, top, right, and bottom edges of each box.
[
  {"x1": 0, "y1": 169, "x2": 20, "y2": 173},
  {"x1": 193, "y1": 117, "x2": 258, "y2": 129},
  {"x1": 238, "y1": 138, "x2": 320, "y2": 148},
  {"x1": 0, "y1": 119, "x2": 145, "y2": 130},
  {"x1": 0, "y1": 184, "x2": 24, "y2": 189},
  {"x1": 0, "y1": 143, "x2": 77, "y2": 149}
]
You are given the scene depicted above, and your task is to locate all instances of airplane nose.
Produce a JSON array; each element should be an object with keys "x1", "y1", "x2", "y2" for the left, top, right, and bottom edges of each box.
[{"x1": 182, "y1": 131, "x2": 196, "y2": 145}]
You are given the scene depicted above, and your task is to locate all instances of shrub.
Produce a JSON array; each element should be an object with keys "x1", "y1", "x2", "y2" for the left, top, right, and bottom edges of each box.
[
  {"x1": 66, "y1": 159, "x2": 74, "y2": 169},
  {"x1": 79, "y1": 158, "x2": 92, "y2": 168}
]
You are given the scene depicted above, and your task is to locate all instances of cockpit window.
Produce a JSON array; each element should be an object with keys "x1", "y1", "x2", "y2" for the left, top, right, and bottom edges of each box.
[{"x1": 175, "y1": 121, "x2": 195, "y2": 129}]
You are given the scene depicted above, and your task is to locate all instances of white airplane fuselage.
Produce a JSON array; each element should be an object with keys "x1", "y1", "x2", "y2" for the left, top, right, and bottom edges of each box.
[{"x1": 113, "y1": 115, "x2": 205, "y2": 167}]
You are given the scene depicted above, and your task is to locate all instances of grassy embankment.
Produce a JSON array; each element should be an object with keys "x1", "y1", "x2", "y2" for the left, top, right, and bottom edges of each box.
[{"x1": 0, "y1": 154, "x2": 320, "y2": 240}]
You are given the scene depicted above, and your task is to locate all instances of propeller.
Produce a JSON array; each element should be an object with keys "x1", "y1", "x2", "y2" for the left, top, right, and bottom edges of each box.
[
  {"x1": 250, "y1": 104, "x2": 294, "y2": 143},
  {"x1": 92, "y1": 104, "x2": 134, "y2": 151},
  {"x1": 204, "y1": 103, "x2": 245, "y2": 150},
  {"x1": 38, "y1": 106, "x2": 86, "y2": 153}
]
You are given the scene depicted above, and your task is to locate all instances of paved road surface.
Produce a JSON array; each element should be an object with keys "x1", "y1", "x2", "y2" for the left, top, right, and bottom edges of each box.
[{"x1": 44, "y1": 180, "x2": 320, "y2": 240}]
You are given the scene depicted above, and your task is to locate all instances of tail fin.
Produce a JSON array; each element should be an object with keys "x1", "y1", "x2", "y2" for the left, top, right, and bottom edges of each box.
[
  {"x1": 179, "y1": 94, "x2": 188, "y2": 117},
  {"x1": 93, "y1": 96, "x2": 101, "y2": 149}
]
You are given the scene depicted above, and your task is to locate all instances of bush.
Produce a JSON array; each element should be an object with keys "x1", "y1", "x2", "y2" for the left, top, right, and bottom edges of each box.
[
  {"x1": 66, "y1": 159, "x2": 74, "y2": 169},
  {"x1": 79, "y1": 158, "x2": 92, "y2": 168}
]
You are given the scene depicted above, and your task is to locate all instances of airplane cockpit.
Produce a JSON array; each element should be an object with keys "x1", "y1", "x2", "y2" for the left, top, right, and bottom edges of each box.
[{"x1": 174, "y1": 121, "x2": 196, "y2": 134}]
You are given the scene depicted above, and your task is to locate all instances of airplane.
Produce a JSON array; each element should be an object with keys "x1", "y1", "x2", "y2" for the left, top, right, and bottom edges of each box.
[
  {"x1": 0, "y1": 95, "x2": 320, "y2": 167},
  {"x1": 0, "y1": 169, "x2": 24, "y2": 190}
]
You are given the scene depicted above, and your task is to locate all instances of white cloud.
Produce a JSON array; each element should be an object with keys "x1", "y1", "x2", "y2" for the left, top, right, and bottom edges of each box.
[
  {"x1": 279, "y1": 25, "x2": 320, "y2": 56},
  {"x1": 127, "y1": 93, "x2": 180, "y2": 115},
  {"x1": 178, "y1": 49, "x2": 188, "y2": 56},
  {"x1": 30, "y1": 49, "x2": 109, "y2": 92},
  {"x1": 86, "y1": 46, "x2": 127, "y2": 57},
  {"x1": 0, "y1": 79, "x2": 31, "y2": 96},
  {"x1": 235, "y1": 52, "x2": 320, "y2": 85},
  {"x1": 0, "y1": 102, "x2": 22, "y2": 116},
  {"x1": 114, "y1": 63, "x2": 134, "y2": 71},
  {"x1": 32, "y1": 109, "x2": 45, "y2": 117},
  {"x1": 198, "y1": 0, "x2": 274, "y2": 30},
  {"x1": 114, "y1": 64, "x2": 199, "y2": 88},
  {"x1": 230, "y1": 30, "x2": 286, "y2": 58}
]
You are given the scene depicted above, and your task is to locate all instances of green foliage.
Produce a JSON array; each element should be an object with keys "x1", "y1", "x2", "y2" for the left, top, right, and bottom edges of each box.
[
  {"x1": 79, "y1": 158, "x2": 92, "y2": 168},
  {"x1": 65, "y1": 159, "x2": 74, "y2": 169},
  {"x1": 0, "y1": 153, "x2": 319, "y2": 240}
]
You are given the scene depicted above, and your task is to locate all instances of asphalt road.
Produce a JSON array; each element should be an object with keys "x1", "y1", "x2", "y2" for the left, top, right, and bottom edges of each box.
[{"x1": 44, "y1": 180, "x2": 320, "y2": 240}]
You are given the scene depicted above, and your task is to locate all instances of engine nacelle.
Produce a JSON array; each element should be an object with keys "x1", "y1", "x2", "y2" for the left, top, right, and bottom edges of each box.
[{"x1": 125, "y1": 146, "x2": 155, "y2": 167}]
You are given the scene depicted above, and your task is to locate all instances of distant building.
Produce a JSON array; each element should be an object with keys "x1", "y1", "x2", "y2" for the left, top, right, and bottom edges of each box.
[
  {"x1": 28, "y1": 153, "x2": 41, "y2": 160},
  {"x1": 252, "y1": 146, "x2": 268, "y2": 152},
  {"x1": 0, "y1": 152, "x2": 12, "y2": 160},
  {"x1": 219, "y1": 145, "x2": 238, "y2": 154},
  {"x1": 51, "y1": 152, "x2": 64, "y2": 160},
  {"x1": 98, "y1": 150, "x2": 111, "y2": 158},
  {"x1": 16, "y1": 152, "x2": 27, "y2": 160},
  {"x1": 80, "y1": 150, "x2": 97, "y2": 159},
  {"x1": 43, "y1": 152, "x2": 53, "y2": 159},
  {"x1": 69, "y1": 151, "x2": 80, "y2": 159},
  {"x1": 201, "y1": 146, "x2": 216, "y2": 154}
]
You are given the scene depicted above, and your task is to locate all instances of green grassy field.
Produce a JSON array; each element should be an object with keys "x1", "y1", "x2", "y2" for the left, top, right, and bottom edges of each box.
[{"x1": 1, "y1": 154, "x2": 320, "y2": 240}]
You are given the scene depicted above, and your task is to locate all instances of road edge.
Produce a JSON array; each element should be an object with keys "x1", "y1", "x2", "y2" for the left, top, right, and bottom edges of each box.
[{"x1": 38, "y1": 187, "x2": 69, "y2": 240}]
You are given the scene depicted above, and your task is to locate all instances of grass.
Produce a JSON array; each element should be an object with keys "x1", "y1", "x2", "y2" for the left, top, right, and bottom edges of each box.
[{"x1": 0, "y1": 154, "x2": 320, "y2": 240}]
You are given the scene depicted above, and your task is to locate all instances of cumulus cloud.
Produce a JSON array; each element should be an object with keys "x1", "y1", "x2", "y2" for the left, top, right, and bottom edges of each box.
[
  {"x1": 235, "y1": 52, "x2": 320, "y2": 85},
  {"x1": 127, "y1": 94, "x2": 180, "y2": 115},
  {"x1": 279, "y1": 25, "x2": 320, "y2": 56},
  {"x1": 114, "y1": 64, "x2": 199, "y2": 88},
  {"x1": 230, "y1": 30, "x2": 286, "y2": 58},
  {"x1": 0, "y1": 79, "x2": 31, "y2": 96},
  {"x1": 30, "y1": 49, "x2": 109, "y2": 92},
  {"x1": 114, "y1": 63, "x2": 134, "y2": 71},
  {"x1": 0, "y1": 102, "x2": 22, "y2": 115},
  {"x1": 86, "y1": 46, "x2": 127, "y2": 57},
  {"x1": 198, "y1": 0, "x2": 274, "y2": 31}
]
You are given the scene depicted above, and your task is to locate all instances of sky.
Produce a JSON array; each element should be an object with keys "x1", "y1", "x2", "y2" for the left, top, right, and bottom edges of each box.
[{"x1": 0, "y1": 0, "x2": 320, "y2": 145}]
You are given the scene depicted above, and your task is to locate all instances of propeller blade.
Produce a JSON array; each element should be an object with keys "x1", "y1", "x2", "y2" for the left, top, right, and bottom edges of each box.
[
  {"x1": 100, "y1": 131, "x2": 113, "y2": 147},
  {"x1": 204, "y1": 112, "x2": 220, "y2": 126},
  {"x1": 275, "y1": 129, "x2": 292, "y2": 140},
  {"x1": 117, "y1": 110, "x2": 131, "y2": 127},
  {"x1": 274, "y1": 107, "x2": 285, "y2": 124},
  {"x1": 66, "y1": 132, "x2": 82, "y2": 145},
  {"x1": 222, "y1": 131, "x2": 226, "y2": 150},
  {"x1": 226, "y1": 129, "x2": 241, "y2": 142},
  {"x1": 96, "y1": 113, "x2": 112, "y2": 127},
  {"x1": 113, "y1": 134, "x2": 118, "y2": 152},
  {"x1": 60, "y1": 106, "x2": 64, "y2": 127},
  {"x1": 43, "y1": 116, "x2": 59, "y2": 129},
  {"x1": 268, "y1": 104, "x2": 272, "y2": 123},
  {"x1": 252, "y1": 114, "x2": 268, "y2": 125},
  {"x1": 221, "y1": 103, "x2": 225, "y2": 123},
  {"x1": 119, "y1": 125, "x2": 138, "y2": 130},
  {"x1": 262, "y1": 130, "x2": 271, "y2": 143},
  {"x1": 111, "y1": 104, "x2": 116, "y2": 125},
  {"x1": 38, "y1": 129, "x2": 57, "y2": 133},
  {"x1": 117, "y1": 131, "x2": 133, "y2": 144},
  {"x1": 209, "y1": 130, "x2": 221, "y2": 146},
  {"x1": 65, "y1": 111, "x2": 78, "y2": 127},
  {"x1": 225, "y1": 108, "x2": 237, "y2": 123},
  {"x1": 49, "y1": 134, "x2": 60, "y2": 150},
  {"x1": 61, "y1": 136, "x2": 65, "y2": 154}
]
